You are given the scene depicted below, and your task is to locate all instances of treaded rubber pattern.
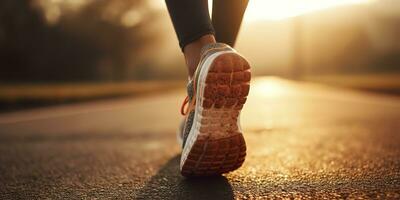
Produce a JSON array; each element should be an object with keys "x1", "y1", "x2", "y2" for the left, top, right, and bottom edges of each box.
[{"x1": 181, "y1": 52, "x2": 251, "y2": 177}]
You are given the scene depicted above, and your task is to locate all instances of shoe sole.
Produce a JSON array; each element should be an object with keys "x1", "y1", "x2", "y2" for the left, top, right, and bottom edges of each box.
[{"x1": 180, "y1": 51, "x2": 251, "y2": 177}]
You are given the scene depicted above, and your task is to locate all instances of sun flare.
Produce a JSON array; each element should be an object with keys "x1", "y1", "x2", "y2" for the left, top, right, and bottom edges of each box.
[{"x1": 243, "y1": 0, "x2": 374, "y2": 21}]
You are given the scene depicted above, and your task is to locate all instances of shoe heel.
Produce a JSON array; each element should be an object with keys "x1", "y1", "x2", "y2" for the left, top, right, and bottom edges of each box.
[{"x1": 181, "y1": 52, "x2": 251, "y2": 177}]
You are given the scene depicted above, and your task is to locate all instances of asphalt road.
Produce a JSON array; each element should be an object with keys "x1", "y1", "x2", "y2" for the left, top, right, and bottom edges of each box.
[{"x1": 1, "y1": 77, "x2": 399, "y2": 199}]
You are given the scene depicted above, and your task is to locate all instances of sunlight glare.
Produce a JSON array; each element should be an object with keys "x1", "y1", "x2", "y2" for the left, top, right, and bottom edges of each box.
[
  {"x1": 244, "y1": 0, "x2": 374, "y2": 21},
  {"x1": 251, "y1": 77, "x2": 293, "y2": 98}
]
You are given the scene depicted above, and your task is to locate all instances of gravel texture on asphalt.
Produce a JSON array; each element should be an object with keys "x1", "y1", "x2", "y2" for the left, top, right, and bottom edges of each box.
[{"x1": 1, "y1": 78, "x2": 399, "y2": 199}]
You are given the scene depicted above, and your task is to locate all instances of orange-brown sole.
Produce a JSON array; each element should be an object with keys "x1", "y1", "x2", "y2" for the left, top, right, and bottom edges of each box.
[{"x1": 181, "y1": 52, "x2": 251, "y2": 177}]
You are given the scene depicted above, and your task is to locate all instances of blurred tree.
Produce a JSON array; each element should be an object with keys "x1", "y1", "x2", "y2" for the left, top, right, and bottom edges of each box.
[{"x1": 0, "y1": 0, "x2": 161, "y2": 82}]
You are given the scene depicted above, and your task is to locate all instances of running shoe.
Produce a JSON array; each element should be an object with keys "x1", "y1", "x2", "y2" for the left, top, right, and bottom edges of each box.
[{"x1": 178, "y1": 43, "x2": 251, "y2": 176}]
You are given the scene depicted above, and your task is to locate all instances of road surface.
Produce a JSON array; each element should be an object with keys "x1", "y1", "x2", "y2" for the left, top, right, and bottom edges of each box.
[{"x1": 1, "y1": 77, "x2": 399, "y2": 199}]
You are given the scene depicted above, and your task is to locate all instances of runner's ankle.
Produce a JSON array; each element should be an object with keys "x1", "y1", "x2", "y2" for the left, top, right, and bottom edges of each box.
[{"x1": 183, "y1": 34, "x2": 216, "y2": 78}]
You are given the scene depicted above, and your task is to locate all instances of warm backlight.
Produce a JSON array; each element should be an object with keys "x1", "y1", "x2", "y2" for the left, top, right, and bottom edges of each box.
[{"x1": 244, "y1": 0, "x2": 374, "y2": 21}]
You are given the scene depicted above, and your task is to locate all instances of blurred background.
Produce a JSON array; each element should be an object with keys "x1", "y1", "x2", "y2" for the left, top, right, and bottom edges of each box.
[{"x1": 1, "y1": 0, "x2": 399, "y2": 111}]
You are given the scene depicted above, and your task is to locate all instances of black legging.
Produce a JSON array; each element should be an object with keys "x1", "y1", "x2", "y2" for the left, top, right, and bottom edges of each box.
[{"x1": 165, "y1": 0, "x2": 249, "y2": 51}]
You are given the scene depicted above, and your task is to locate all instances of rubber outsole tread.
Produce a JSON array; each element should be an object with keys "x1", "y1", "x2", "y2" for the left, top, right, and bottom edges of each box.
[{"x1": 181, "y1": 52, "x2": 251, "y2": 177}]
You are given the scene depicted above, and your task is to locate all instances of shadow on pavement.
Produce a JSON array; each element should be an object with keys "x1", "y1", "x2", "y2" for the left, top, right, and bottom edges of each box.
[{"x1": 135, "y1": 155, "x2": 234, "y2": 200}]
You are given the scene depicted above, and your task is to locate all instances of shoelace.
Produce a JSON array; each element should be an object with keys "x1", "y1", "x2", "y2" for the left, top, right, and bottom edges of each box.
[
  {"x1": 180, "y1": 96, "x2": 190, "y2": 115},
  {"x1": 180, "y1": 85, "x2": 197, "y2": 115},
  {"x1": 180, "y1": 95, "x2": 197, "y2": 115}
]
